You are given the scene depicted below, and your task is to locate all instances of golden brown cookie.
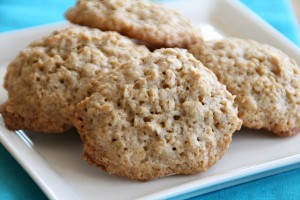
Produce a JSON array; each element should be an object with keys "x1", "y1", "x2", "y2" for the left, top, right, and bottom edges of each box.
[
  {"x1": 65, "y1": 0, "x2": 202, "y2": 48},
  {"x1": 1, "y1": 26, "x2": 149, "y2": 133},
  {"x1": 189, "y1": 38, "x2": 300, "y2": 136},
  {"x1": 75, "y1": 48, "x2": 242, "y2": 181}
]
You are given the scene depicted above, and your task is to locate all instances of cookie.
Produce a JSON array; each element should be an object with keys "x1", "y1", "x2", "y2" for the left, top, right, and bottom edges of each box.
[
  {"x1": 65, "y1": 0, "x2": 202, "y2": 48},
  {"x1": 189, "y1": 38, "x2": 300, "y2": 136},
  {"x1": 74, "y1": 48, "x2": 242, "y2": 181},
  {"x1": 1, "y1": 26, "x2": 149, "y2": 133}
]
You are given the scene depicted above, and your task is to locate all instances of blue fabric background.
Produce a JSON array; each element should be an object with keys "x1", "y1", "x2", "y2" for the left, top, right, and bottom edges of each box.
[{"x1": 0, "y1": 0, "x2": 300, "y2": 199}]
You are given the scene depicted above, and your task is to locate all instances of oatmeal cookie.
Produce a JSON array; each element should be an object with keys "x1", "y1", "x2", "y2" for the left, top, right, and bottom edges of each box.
[
  {"x1": 75, "y1": 48, "x2": 242, "y2": 181},
  {"x1": 65, "y1": 0, "x2": 202, "y2": 48},
  {"x1": 189, "y1": 38, "x2": 300, "y2": 136},
  {"x1": 1, "y1": 26, "x2": 149, "y2": 133}
]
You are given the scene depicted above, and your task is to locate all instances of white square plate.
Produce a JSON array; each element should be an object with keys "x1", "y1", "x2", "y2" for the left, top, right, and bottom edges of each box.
[{"x1": 1, "y1": 0, "x2": 300, "y2": 199}]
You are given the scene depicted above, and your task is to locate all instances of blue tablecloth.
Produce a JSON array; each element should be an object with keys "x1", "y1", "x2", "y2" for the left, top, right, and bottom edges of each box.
[{"x1": 1, "y1": 0, "x2": 300, "y2": 200}]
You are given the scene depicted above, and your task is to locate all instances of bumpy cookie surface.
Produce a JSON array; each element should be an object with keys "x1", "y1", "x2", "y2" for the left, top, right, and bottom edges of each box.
[
  {"x1": 1, "y1": 26, "x2": 149, "y2": 133},
  {"x1": 189, "y1": 38, "x2": 300, "y2": 136},
  {"x1": 75, "y1": 48, "x2": 242, "y2": 181},
  {"x1": 66, "y1": 0, "x2": 202, "y2": 48}
]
